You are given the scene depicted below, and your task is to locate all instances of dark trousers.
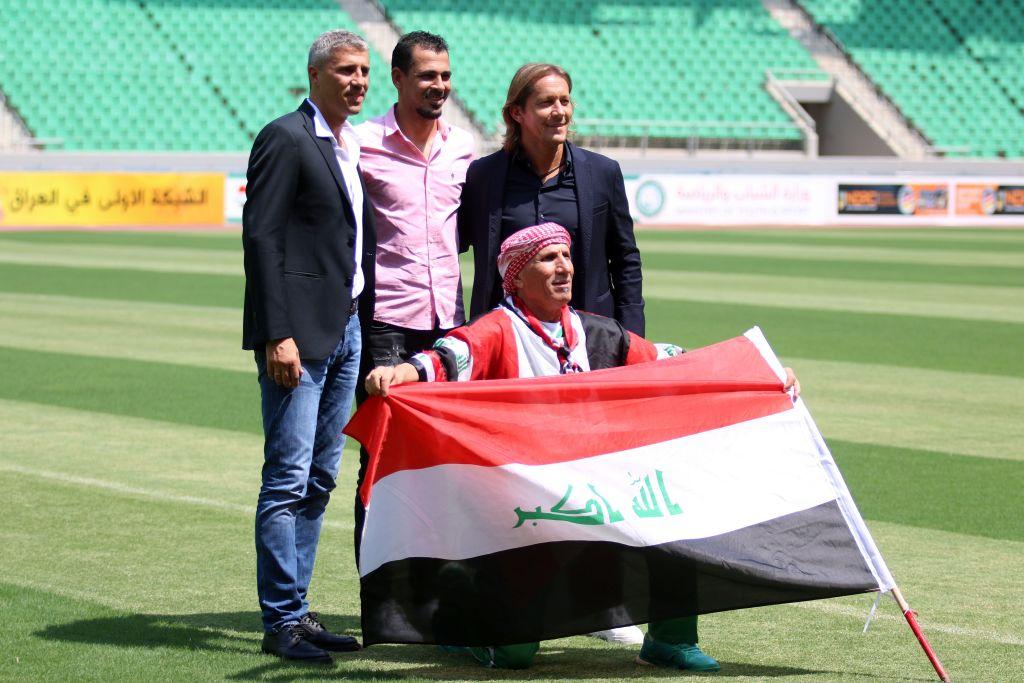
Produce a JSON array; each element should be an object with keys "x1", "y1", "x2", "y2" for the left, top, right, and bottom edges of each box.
[{"x1": 354, "y1": 319, "x2": 451, "y2": 568}]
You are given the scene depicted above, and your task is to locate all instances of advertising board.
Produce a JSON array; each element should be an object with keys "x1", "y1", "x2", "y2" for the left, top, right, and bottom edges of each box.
[
  {"x1": 955, "y1": 184, "x2": 1024, "y2": 215},
  {"x1": 626, "y1": 174, "x2": 1024, "y2": 227},
  {"x1": 625, "y1": 175, "x2": 833, "y2": 226},
  {"x1": 837, "y1": 183, "x2": 948, "y2": 216},
  {"x1": 0, "y1": 172, "x2": 224, "y2": 227}
]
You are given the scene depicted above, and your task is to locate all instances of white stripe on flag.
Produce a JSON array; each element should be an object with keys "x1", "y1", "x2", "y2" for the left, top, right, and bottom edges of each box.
[
  {"x1": 360, "y1": 407, "x2": 837, "y2": 576},
  {"x1": 746, "y1": 326, "x2": 894, "y2": 592}
]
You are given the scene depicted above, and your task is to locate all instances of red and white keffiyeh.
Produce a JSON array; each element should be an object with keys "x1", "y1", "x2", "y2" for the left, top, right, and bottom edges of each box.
[{"x1": 497, "y1": 223, "x2": 572, "y2": 295}]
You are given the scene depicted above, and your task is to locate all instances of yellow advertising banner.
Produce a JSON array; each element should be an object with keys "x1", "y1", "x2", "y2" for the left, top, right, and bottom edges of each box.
[{"x1": 0, "y1": 172, "x2": 225, "y2": 227}]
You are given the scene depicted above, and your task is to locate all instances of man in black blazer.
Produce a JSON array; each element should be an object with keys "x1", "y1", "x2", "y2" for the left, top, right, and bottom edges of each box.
[
  {"x1": 242, "y1": 29, "x2": 375, "y2": 664},
  {"x1": 458, "y1": 64, "x2": 644, "y2": 336}
]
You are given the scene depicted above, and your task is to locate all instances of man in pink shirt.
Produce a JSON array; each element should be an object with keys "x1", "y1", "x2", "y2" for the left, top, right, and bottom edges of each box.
[
  {"x1": 356, "y1": 31, "x2": 474, "y2": 365},
  {"x1": 353, "y1": 31, "x2": 474, "y2": 556}
]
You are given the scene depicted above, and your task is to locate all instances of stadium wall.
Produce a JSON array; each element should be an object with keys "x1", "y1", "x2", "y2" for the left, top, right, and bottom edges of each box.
[{"x1": 1, "y1": 153, "x2": 1022, "y2": 228}]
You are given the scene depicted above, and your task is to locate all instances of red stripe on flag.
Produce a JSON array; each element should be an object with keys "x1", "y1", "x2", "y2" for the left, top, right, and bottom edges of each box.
[{"x1": 346, "y1": 334, "x2": 791, "y2": 506}]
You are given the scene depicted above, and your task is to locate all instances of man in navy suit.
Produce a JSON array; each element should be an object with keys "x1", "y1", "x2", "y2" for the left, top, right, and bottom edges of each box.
[
  {"x1": 457, "y1": 61, "x2": 647, "y2": 648},
  {"x1": 458, "y1": 62, "x2": 644, "y2": 337},
  {"x1": 242, "y1": 29, "x2": 376, "y2": 664}
]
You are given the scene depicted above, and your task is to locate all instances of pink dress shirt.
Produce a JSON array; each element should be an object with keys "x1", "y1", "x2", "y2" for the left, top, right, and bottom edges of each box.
[{"x1": 356, "y1": 107, "x2": 475, "y2": 330}]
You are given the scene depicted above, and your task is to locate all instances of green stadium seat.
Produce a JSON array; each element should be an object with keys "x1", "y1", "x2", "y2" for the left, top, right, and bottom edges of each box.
[
  {"x1": 375, "y1": 0, "x2": 820, "y2": 144},
  {"x1": 0, "y1": 0, "x2": 393, "y2": 151},
  {"x1": 11, "y1": 0, "x2": 957, "y2": 151},
  {"x1": 801, "y1": 0, "x2": 1024, "y2": 157}
]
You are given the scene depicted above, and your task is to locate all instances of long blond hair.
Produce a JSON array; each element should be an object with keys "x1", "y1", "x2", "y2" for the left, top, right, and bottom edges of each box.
[{"x1": 501, "y1": 63, "x2": 573, "y2": 153}]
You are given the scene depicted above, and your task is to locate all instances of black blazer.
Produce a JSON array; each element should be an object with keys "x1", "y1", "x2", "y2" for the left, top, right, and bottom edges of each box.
[
  {"x1": 242, "y1": 100, "x2": 376, "y2": 360},
  {"x1": 457, "y1": 142, "x2": 645, "y2": 335}
]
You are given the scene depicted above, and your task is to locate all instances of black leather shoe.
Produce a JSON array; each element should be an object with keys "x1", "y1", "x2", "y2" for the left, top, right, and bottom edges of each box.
[
  {"x1": 261, "y1": 624, "x2": 333, "y2": 663},
  {"x1": 295, "y1": 612, "x2": 362, "y2": 652}
]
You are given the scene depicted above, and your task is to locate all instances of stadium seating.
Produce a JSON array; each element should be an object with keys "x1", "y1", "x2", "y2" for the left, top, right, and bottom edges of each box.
[
  {"x1": 0, "y1": 0, "x2": 245, "y2": 151},
  {"x1": 0, "y1": 0, "x2": 817, "y2": 149},
  {"x1": 140, "y1": 0, "x2": 392, "y2": 143},
  {"x1": 799, "y1": 0, "x2": 1024, "y2": 157},
  {"x1": 0, "y1": 0, "x2": 392, "y2": 151},
  {"x1": 3, "y1": 0, "x2": 1019, "y2": 155},
  {"x1": 378, "y1": 0, "x2": 819, "y2": 141}
]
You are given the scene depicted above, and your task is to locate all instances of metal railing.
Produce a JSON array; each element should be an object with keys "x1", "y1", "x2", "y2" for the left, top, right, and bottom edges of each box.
[
  {"x1": 788, "y1": 0, "x2": 937, "y2": 155},
  {"x1": 768, "y1": 68, "x2": 833, "y2": 83},
  {"x1": 568, "y1": 118, "x2": 805, "y2": 155},
  {"x1": 763, "y1": 68, "x2": 824, "y2": 157},
  {"x1": 0, "y1": 90, "x2": 62, "y2": 152}
]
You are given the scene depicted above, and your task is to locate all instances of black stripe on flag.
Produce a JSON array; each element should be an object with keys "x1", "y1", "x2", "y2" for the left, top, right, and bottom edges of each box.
[{"x1": 360, "y1": 500, "x2": 879, "y2": 646}]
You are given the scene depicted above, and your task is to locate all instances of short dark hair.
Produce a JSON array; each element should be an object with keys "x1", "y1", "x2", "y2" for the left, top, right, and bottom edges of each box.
[{"x1": 392, "y1": 31, "x2": 448, "y2": 73}]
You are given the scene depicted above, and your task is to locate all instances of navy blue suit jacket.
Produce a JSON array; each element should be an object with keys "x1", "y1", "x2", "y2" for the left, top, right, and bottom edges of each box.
[{"x1": 457, "y1": 142, "x2": 645, "y2": 336}]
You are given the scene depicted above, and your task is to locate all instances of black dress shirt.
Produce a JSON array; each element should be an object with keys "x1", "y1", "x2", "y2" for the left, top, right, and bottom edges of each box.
[{"x1": 501, "y1": 145, "x2": 579, "y2": 241}]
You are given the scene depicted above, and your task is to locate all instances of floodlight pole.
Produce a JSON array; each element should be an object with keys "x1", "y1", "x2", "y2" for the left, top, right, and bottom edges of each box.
[{"x1": 891, "y1": 586, "x2": 951, "y2": 682}]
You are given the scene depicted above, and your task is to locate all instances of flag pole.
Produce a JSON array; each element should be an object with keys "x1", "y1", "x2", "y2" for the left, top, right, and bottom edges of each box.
[{"x1": 890, "y1": 587, "x2": 951, "y2": 682}]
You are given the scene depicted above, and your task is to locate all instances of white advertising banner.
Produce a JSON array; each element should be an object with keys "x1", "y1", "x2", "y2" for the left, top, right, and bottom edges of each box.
[
  {"x1": 625, "y1": 174, "x2": 833, "y2": 226},
  {"x1": 625, "y1": 174, "x2": 1024, "y2": 227},
  {"x1": 223, "y1": 174, "x2": 246, "y2": 224},
  {"x1": 221, "y1": 172, "x2": 1024, "y2": 227}
]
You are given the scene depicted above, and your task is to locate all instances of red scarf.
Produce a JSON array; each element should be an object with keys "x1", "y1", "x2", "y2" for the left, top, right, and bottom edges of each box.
[{"x1": 510, "y1": 296, "x2": 583, "y2": 374}]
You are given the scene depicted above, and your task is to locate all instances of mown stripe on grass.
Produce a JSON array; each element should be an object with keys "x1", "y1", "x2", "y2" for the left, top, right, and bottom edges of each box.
[
  {"x1": 640, "y1": 238, "x2": 1024, "y2": 267},
  {"x1": 0, "y1": 230, "x2": 240, "y2": 251},
  {"x1": 0, "y1": 240, "x2": 241, "y2": 275},
  {"x1": 0, "y1": 581, "x2": 265, "y2": 681},
  {"x1": 0, "y1": 263, "x2": 241, "y2": 307},
  {"x1": 1, "y1": 581, "x2": 374, "y2": 683},
  {"x1": 0, "y1": 397, "x2": 261, "y2": 505},
  {"x1": 706, "y1": 593, "x2": 1017, "y2": 681},
  {"x1": 1, "y1": 343, "x2": 1019, "y2": 543},
  {"x1": 644, "y1": 270, "x2": 1024, "y2": 323},
  {"x1": 2, "y1": 282, "x2": 1019, "y2": 463},
  {"x1": 0, "y1": 293, "x2": 248, "y2": 372},
  {"x1": 3, "y1": 283, "x2": 1021, "y2": 463},
  {"x1": 813, "y1": 518, "x2": 1024, "y2": 642},
  {"x1": 789, "y1": 598, "x2": 1024, "y2": 646},
  {"x1": 0, "y1": 470, "x2": 361, "y2": 617},
  {"x1": 645, "y1": 299, "x2": 1024, "y2": 378},
  {"x1": 796, "y1": 358, "x2": 1024, "y2": 462},
  {"x1": 0, "y1": 463, "x2": 253, "y2": 517},
  {"x1": 1, "y1": 332, "x2": 1020, "y2": 468},
  {"x1": 6, "y1": 423, "x2": 1015, "y2": 543},
  {"x1": 832, "y1": 441, "x2": 1023, "y2": 542},
  {"x1": 0, "y1": 398, "x2": 354, "y2": 512},
  {"x1": 0, "y1": 347, "x2": 261, "y2": 434},
  {"x1": 0, "y1": 470, "x2": 267, "y2": 617},
  {"x1": 0, "y1": 463, "x2": 352, "y2": 531},
  {"x1": 640, "y1": 251, "x2": 1023, "y2": 288},
  {"x1": 4, "y1": 295, "x2": 1020, "y2": 463},
  {"x1": 637, "y1": 227, "x2": 1024, "y2": 251},
  {"x1": 4, "y1": 502, "x2": 1021, "y2": 653}
]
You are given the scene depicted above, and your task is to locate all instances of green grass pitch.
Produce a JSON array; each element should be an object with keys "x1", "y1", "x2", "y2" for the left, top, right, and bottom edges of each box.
[{"x1": 1, "y1": 227, "x2": 1022, "y2": 681}]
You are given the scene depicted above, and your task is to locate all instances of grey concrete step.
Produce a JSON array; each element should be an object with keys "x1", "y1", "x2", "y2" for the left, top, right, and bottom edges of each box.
[{"x1": 762, "y1": 0, "x2": 934, "y2": 159}]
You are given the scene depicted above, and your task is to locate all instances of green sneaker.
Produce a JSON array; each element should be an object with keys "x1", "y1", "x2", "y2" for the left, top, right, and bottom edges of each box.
[
  {"x1": 437, "y1": 645, "x2": 493, "y2": 667},
  {"x1": 637, "y1": 635, "x2": 721, "y2": 672},
  {"x1": 438, "y1": 643, "x2": 538, "y2": 669}
]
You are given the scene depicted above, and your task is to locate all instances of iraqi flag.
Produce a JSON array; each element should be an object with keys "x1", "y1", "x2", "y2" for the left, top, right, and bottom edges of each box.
[{"x1": 345, "y1": 328, "x2": 894, "y2": 647}]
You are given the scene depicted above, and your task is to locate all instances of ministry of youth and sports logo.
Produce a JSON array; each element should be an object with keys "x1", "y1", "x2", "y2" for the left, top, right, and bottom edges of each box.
[{"x1": 635, "y1": 180, "x2": 666, "y2": 218}]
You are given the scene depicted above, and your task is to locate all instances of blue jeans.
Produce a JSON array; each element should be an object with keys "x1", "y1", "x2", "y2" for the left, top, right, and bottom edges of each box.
[{"x1": 254, "y1": 315, "x2": 361, "y2": 632}]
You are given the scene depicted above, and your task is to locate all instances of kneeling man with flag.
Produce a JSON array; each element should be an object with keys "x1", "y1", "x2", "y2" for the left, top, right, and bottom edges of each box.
[{"x1": 365, "y1": 222, "x2": 798, "y2": 671}]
